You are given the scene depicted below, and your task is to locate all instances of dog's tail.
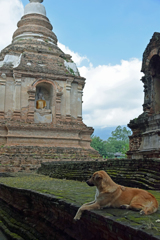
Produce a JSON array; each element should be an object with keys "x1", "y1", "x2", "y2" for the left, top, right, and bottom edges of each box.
[{"x1": 142, "y1": 197, "x2": 159, "y2": 215}]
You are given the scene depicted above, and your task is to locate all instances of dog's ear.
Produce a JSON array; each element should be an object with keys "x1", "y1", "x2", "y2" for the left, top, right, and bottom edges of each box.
[{"x1": 94, "y1": 173, "x2": 102, "y2": 181}]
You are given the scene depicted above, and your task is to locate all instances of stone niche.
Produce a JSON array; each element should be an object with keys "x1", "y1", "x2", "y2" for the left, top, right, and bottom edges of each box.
[
  {"x1": 34, "y1": 82, "x2": 53, "y2": 123},
  {"x1": 127, "y1": 32, "x2": 160, "y2": 159}
]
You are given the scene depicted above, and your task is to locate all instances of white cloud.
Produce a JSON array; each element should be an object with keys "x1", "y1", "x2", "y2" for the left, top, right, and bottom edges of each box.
[
  {"x1": 79, "y1": 59, "x2": 144, "y2": 127},
  {"x1": 57, "y1": 41, "x2": 144, "y2": 127},
  {"x1": 0, "y1": 0, "x2": 24, "y2": 51},
  {"x1": 58, "y1": 42, "x2": 89, "y2": 66}
]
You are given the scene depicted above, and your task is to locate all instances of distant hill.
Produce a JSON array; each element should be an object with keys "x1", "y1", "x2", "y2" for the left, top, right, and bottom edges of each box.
[{"x1": 92, "y1": 126, "x2": 131, "y2": 141}]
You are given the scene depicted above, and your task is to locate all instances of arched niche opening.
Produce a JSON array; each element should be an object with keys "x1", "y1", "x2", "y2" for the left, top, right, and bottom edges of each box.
[
  {"x1": 34, "y1": 81, "x2": 54, "y2": 123},
  {"x1": 149, "y1": 54, "x2": 160, "y2": 114},
  {"x1": 35, "y1": 82, "x2": 54, "y2": 109}
]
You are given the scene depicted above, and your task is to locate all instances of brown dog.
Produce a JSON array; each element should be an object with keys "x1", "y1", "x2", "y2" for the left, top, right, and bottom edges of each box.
[{"x1": 74, "y1": 170, "x2": 159, "y2": 220}]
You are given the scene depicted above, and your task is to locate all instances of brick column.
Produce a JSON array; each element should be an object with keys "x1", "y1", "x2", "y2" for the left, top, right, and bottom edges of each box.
[
  {"x1": 66, "y1": 79, "x2": 73, "y2": 119},
  {"x1": 27, "y1": 89, "x2": 36, "y2": 122},
  {"x1": 77, "y1": 84, "x2": 83, "y2": 121},
  {"x1": 0, "y1": 74, "x2": 6, "y2": 119},
  {"x1": 56, "y1": 92, "x2": 63, "y2": 118},
  {"x1": 13, "y1": 73, "x2": 21, "y2": 119}
]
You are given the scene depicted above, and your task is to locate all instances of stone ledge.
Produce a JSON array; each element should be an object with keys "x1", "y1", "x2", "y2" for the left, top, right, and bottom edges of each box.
[{"x1": 0, "y1": 174, "x2": 159, "y2": 240}]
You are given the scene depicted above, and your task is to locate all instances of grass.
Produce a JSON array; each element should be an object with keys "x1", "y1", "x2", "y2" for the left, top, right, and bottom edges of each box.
[{"x1": 0, "y1": 173, "x2": 95, "y2": 205}]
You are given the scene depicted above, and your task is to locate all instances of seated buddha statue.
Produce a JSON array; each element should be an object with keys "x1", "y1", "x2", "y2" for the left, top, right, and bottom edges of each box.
[{"x1": 36, "y1": 93, "x2": 47, "y2": 109}]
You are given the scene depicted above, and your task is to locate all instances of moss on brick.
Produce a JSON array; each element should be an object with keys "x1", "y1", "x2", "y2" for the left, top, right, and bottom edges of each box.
[{"x1": 0, "y1": 173, "x2": 160, "y2": 239}]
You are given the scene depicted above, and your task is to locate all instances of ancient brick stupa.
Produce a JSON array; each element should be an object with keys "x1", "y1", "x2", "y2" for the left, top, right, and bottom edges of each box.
[
  {"x1": 0, "y1": 0, "x2": 98, "y2": 171},
  {"x1": 128, "y1": 32, "x2": 160, "y2": 159}
]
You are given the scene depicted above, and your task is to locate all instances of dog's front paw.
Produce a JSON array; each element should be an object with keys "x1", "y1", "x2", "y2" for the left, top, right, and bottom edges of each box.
[
  {"x1": 120, "y1": 204, "x2": 129, "y2": 209},
  {"x1": 74, "y1": 215, "x2": 81, "y2": 221},
  {"x1": 140, "y1": 210, "x2": 145, "y2": 215}
]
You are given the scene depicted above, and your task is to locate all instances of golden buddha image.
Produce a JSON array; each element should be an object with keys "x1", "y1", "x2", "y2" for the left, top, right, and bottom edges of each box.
[{"x1": 36, "y1": 93, "x2": 47, "y2": 109}]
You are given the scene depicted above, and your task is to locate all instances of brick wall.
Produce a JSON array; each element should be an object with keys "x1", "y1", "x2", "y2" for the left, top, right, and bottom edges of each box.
[
  {"x1": 0, "y1": 146, "x2": 100, "y2": 172},
  {"x1": 0, "y1": 184, "x2": 158, "y2": 240},
  {"x1": 38, "y1": 158, "x2": 160, "y2": 190}
]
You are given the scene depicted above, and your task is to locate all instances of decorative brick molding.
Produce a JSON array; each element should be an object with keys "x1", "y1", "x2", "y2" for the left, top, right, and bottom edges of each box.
[
  {"x1": 0, "y1": 111, "x2": 4, "y2": 119},
  {"x1": 56, "y1": 91, "x2": 63, "y2": 118},
  {"x1": 0, "y1": 78, "x2": 6, "y2": 119},
  {"x1": 27, "y1": 89, "x2": 36, "y2": 122}
]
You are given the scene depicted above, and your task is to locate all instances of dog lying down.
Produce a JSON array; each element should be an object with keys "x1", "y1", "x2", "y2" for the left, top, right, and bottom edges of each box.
[{"x1": 74, "y1": 170, "x2": 159, "y2": 220}]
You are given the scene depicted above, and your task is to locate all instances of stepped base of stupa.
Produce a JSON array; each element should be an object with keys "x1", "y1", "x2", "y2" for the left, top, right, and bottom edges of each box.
[
  {"x1": 0, "y1": 119, "x2": 100, "y2": 173},
  {"x1": 0, "y1": 146, "x2": 100, "y2": 173},
  {"x1": 0, "y1": 118, "x2": 94, "y2": 149}
]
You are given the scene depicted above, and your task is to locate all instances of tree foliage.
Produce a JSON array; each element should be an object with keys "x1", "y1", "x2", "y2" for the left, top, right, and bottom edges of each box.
[
  {"x1": 90, "y1": 136, "x2": 107, "y2": 157},
  {"x1": 110, "y1": 126, "x2": 131, "y2": 141},
  {"x1": 91, "y1": 126, "x2": 131, "y2": 158}
]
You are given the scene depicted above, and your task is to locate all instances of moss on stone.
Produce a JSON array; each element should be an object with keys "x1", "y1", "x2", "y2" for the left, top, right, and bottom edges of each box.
[
  {"x1": 0, "y1": 207, "x2": 40, "y2": 240},
  {"x1": 0, "y1": 172, "x2": 160, "y2": 237}
]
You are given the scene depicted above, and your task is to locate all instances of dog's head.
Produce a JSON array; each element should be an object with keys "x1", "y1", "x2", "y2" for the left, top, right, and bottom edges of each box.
[
  {"x1": 86, "y1": 170, "x2": 118, "y2": 193},
  {"x1": 86, "y1": 170, "x2": 108, "y2": 187}
]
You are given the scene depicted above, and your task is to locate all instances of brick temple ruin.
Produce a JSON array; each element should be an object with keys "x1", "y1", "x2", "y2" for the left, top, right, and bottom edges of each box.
[
  {"x1": 128, "y1": 32, "x2": 160, "y2": 159},
  {"x1": 0, "y1": 0, "x2": 99, "y2": 172}
]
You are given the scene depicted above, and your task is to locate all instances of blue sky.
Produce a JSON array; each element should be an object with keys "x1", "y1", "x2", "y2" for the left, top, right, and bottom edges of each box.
[
  {"x1": 0, "y1": 0, "x2": 159, "y2": 132},
  {"x1": 21, "y1": 0, "x2": 160, "y2": 66}
]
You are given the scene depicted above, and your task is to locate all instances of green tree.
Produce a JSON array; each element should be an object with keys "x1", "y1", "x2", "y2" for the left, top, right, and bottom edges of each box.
[
  {"x1": 106, "y1": 126, "x2": 131, "y2": 157},
  {"x1": 90, "y1": 136, "x2": 107, "y2": 157},
  {"x1": 104, "y1": 140, "x2": 115, "y2": 158},
  {"x1": 90, "y1": 126, "x2": 131, "y2": 158},
  {"x1": 110, "y1": 126, "x2": 131, "y2": 142}
]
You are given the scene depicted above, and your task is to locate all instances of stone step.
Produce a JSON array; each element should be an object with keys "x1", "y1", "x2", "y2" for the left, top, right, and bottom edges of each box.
[
  {"x1": 0, "y1": 205, "x2": 42, "y2": 240},
  {"x1": 0, "y1": 221, "x2": 24, "y2": 240},
  {"x1": 38, "y1": 160, "x2": 160, "y2": 190}
]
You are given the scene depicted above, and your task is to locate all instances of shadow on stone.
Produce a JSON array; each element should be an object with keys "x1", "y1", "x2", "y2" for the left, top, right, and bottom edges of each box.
[{"x1": 0, "y1": 173, "x2": 14, "y2": 178}]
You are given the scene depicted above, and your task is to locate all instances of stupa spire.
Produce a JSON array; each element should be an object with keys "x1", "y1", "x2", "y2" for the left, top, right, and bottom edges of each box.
[
  {"x1": 29, "y1": 0, "x2": 43, "y2": 2},
  {"x1": 24, "y1": 0, "x2": 46, "y2": 16},
  {"x1": 12, "y1": 0, "x2": 56, "y2": 44}
]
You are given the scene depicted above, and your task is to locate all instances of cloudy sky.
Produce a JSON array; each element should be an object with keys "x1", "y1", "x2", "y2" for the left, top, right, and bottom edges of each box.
[{"x1": 0, "y1": 0, "x2": 159, "y2": 131}]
